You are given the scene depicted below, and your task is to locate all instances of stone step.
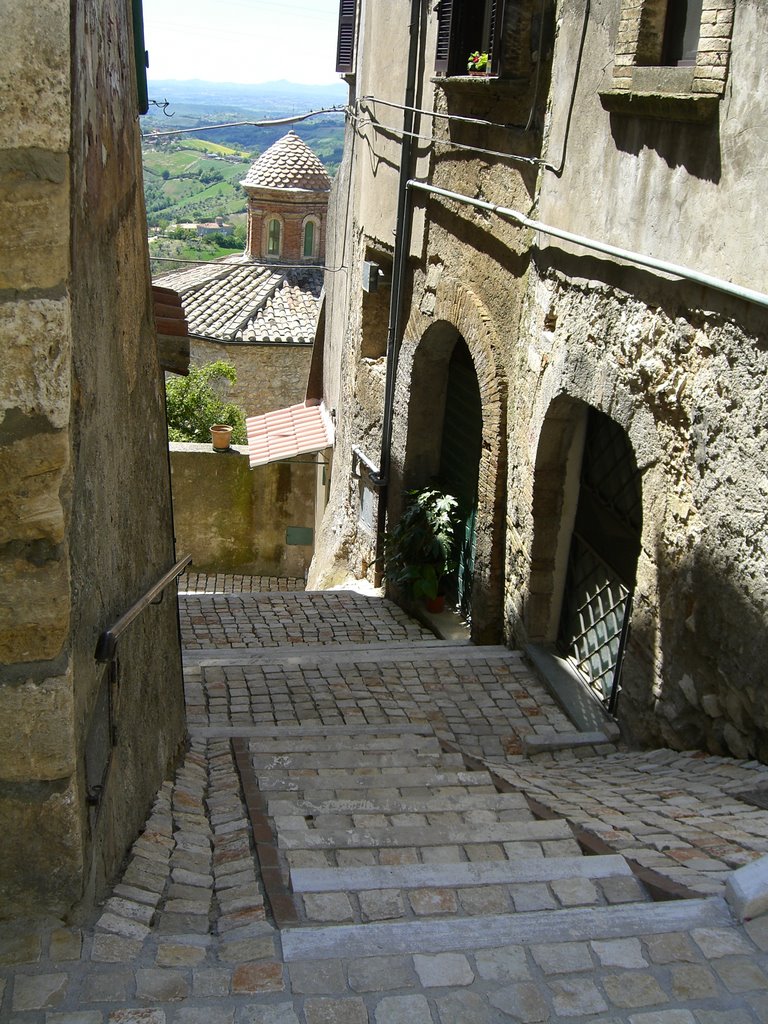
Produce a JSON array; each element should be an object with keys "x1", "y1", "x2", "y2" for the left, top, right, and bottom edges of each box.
[
  {"x1": 266, "y1": 791, "x2": 531, "y2": 818},
  {"x1": 280, "y1": 896, "x2": 731, "y2": 961},
  {"x1": 183, "y1": 642, "x2": 518, "y2": 668},
  {"x1": 290, "y1": 855, "x2": 634, "y2": 893},
  {"x1": 255, "y1": 768, "x2": 496, "y2": 793},
  {"x1": 248, "y1": 749, "x2": 456, "y2": 771},
  {"x1": 276, "y1": 819, "x2": 575, "y2": 851},
  {"x1": 247, "y1": 734, "x2": 440, "y2": 754}
]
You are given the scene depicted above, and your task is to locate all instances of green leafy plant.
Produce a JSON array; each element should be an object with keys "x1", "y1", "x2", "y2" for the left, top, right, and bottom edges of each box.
[
  {"x1": 467, "y1": 51, "x2": 489, "y2": 73},
  {"x1": 383, "y1": 487, "x2": 460, "y2": 601},
  {"x1": 165, "y1": 360, "x2": 247, "y2": 444}
]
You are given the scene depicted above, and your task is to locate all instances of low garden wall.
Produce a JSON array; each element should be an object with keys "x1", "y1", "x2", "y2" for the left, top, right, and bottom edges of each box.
[{"x1": 169, "y1": 443, "x2": 316, "y2": 579}]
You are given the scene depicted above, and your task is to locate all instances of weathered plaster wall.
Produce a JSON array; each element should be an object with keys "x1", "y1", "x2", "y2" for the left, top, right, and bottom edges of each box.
[
  {"x1": 0, "y1": 0, "x2": 185, "y2": 918},
  {"x1": 313, "y1": 0, "x2": 768, "y2": 761},
  {"x1": 505, "y1": 0, "x2": 768, "y2": 758},
  {"x1": 189, "y1": 339, "x2": 313, "y2": 417},
  {"x1": 170, "y1": 445, "x2": 317, "y2": 579}
]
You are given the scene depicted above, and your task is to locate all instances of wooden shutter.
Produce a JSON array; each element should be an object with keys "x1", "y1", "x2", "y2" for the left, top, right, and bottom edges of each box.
[
  {"x1": 488, "y1": 0, "x2": 507, "y2": 76},
  {"x1": 435, "y1": 0, "x2": 455, "y2": 73},
  {"x1": 336, "y1": 0, "x2": 357, "y2": 73},
  {"x1": 132, "y1": 0, "x2": 149, "y2": 114}
]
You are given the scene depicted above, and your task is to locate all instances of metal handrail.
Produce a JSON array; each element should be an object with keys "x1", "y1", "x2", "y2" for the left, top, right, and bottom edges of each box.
[{"x1": 95, "y1": 553, "x2": 192, "y2": 663}]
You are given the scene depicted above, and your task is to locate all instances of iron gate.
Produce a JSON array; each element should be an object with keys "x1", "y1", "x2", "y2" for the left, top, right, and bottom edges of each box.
[{"x1": 558, "y1": 408, "x2": 642, "y2": 710}]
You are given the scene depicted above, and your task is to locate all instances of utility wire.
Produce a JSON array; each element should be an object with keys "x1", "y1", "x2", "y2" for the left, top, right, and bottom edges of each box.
[
  {"x1": 350, "y1": 111, "x2": 546, "y2": 168},
  {"x1": 151, "y1": 255, "x2": 345, "y2": 272},
  {"x1": 142, "y1": 105, "x2": 348, "y2": 140}
]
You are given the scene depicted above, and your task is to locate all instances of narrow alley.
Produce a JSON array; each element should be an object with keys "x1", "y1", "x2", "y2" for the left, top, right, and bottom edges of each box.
[{"x1": 4, "y1": 580, "x2": 768, "y2": 1023}]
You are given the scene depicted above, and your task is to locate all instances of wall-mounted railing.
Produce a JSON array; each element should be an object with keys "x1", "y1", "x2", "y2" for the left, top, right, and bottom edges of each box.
[{"x1": 95, "y1": 553, "x2": 192, "y2": 663}]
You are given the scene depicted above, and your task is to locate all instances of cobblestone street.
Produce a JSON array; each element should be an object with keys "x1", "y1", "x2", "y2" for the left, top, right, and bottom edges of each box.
[{"x1": 4, "y1": 581, "x2": 768, "y2": 1023}]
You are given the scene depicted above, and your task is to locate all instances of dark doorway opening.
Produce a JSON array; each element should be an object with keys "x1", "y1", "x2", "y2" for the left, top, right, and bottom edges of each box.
[
  {"x1": 557, "y1": 407, "x2": 642, "y2": 711},
  {"x1": 437, "y1": 337, "x2": 483, "y2": 620}
]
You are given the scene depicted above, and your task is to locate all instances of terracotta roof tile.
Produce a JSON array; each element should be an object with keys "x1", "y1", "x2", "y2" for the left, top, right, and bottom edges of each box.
[
  {"x1": 246, "y1": 402, "x2": 334, "y2": 468},
  {"x1": 240, "y1": 131, "x2": 331, "y2": 193},
  {"x1": 154, "y1": 258, "x2": 322, "y2": 345}
]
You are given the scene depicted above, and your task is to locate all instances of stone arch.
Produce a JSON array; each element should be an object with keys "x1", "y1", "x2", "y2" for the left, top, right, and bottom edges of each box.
[
  {"x1": 394, "y1": 281, "x2": 507, "y2": 643},
  {"x1": 527, "y1": 392, "x2": 646, "y2": 708}
]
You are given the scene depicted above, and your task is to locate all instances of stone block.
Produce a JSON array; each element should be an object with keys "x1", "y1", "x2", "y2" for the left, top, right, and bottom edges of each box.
[
  {"x1": 0, "y1": 673, "x2": 74, "y2": 781},
  {"x1": 488, "y1": 983, "x2": 550, "y2": 1023},
  {"x1": 239, "y1": 1005, "x2": 300, "y2": 1024},
  {"x1": 413, "y1": 952, "x2": 473, "y2": 987},
  {"x1": 725, "y1": 853, "x2": 768, "y2": 921},
  {"x1": 0, "y1": 297, "x2": 71, "y2": 433},
  {"x1": 0, "y1": 774, "x2": 83, "y2": 915},
  {"x1": 374, "y1": 995, "x2": 433, "y2": 1024},
  {"x1": 0, "y1": 162, "x2": 70, "y2": 290},
  {"x1": 11, "y1": 971, "x2": 68, "y2": 1010},
  {"x1": 135, "y1": 969, "x2": 190, "y2": 1002},
  {"x1": 303, "y1": 998, "x2": 368, "y2": 1024},
  {"x1": 0, "y1": 4, "x2": 70, "y2": 150}
]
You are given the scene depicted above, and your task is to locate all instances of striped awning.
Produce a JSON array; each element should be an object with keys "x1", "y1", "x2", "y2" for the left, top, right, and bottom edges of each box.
[{"x1": 246, "y1": 402, "x2": 334, "y2": 468}]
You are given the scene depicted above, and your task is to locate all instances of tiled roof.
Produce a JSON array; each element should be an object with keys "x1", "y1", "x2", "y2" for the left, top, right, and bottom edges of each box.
[
  {"x1": 154, "y1": 257, "x2": 322, "y2": 345},
  {"x1": 240, "y1": 131, "x2": 331, "y2": 193},
  {"x1": 246, "y1": 402, "x2": 334, "y2": 468}
]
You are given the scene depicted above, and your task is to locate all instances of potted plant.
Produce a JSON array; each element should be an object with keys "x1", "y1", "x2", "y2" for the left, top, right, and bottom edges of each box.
[
  {"x1": 210, "y1": 423, "x2": 233, "y2": 451},
  {"x1": 467, "y1": 51, "x2": 489, "y2": 75},
  {"x1": 383, "y1": 487, "x2": 460, "y2": 612}
]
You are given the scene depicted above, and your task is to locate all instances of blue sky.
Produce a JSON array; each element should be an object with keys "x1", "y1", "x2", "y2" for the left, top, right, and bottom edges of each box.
[{"x1": 142, "y1": 0, "x2": 341, "y2": 84}]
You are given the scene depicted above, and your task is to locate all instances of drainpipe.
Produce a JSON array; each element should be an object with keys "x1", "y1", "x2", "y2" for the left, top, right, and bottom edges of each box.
[
  {"x1": 407, "y1": 180, "x2": 768, "y2": 311},
  {"x1": 370, "y1": 0, "x2": 423, "y2": 585}
]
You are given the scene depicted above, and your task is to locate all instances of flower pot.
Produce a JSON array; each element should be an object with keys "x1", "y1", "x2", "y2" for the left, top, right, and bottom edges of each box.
[
  {"x1": 425, "y1": 595, "x2": 446, "y2": 613},
  {"x1": 210, "y1": 424, "x2": 233, "y2": 451}
]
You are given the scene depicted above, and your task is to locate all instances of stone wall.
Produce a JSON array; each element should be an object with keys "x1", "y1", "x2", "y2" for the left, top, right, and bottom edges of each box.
[
  {"x1": 190, "y1": 339, "x2": 313, "y2": 418},
  {"x1": 311, "y1": 0, "x2": 768, "y2": 760},
  {"x1": 0, "y1": 0, "x2": 185, "y2": 918},
  {"x1": 170, "y1": 444, "x2": 317, "y2": 579}
]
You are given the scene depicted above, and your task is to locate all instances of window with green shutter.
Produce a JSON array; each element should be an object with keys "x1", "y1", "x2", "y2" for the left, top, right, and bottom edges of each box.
[{"x1": 336, "y1": 0, "x2": 357, "y2": 74}]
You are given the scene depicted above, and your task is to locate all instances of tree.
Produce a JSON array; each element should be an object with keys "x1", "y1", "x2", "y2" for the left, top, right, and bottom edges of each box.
[{"x1": 165, "y1": 361, "x2": 247, "y2": 444}]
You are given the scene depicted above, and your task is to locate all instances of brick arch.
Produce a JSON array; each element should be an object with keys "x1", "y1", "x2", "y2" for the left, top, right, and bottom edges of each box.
[{"x1": 393, "y1": 282, "x2": 507, "y2": 643}]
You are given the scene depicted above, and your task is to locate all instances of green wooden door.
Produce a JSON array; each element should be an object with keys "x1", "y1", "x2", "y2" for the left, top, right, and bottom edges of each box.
[{"x1": 438, "y1": 338, "x2": 482, "y2": 618}]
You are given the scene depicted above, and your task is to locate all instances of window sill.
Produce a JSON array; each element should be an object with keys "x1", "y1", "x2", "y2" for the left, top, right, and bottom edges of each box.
[
  {"x1": 432, "y1": 74, "x2": 529, "y2": 91},
  {"x1": 599, "y1": 88, "x2": 719, "y2": 124}
]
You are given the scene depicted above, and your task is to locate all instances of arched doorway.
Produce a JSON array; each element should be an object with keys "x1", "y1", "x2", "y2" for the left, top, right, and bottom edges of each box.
[
  {"x1": 402, "y1": 328, "x2": 484, "y2": 627},
  {"x1": 529, "y1": 399, "x2": 642, "y2": 711},
  {"x1": 437, "y1": 338, "x2": 483, "y2": 618},
  {"x1": 557, "y1": 406, "x2": 642, "y2": 710}
]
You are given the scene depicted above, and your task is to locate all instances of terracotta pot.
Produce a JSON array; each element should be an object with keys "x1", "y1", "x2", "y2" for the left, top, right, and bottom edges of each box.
[
  {"x1": 210, "y1": 424, "x2": 233, "y2": 451},
  {"x1": 425, "y1": 595, "x2": 446, "y2": 613}
]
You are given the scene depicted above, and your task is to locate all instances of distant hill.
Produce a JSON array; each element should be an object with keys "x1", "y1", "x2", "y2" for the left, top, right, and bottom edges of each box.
[{"x1": 142, "y1": 80, "x2": 347, "y2": 269}]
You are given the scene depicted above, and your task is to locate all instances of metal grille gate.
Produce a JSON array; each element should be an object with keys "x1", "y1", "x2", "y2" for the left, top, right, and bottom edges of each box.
[{"x1": 558, "y1": 408, "x2": 642, "y2": 710}]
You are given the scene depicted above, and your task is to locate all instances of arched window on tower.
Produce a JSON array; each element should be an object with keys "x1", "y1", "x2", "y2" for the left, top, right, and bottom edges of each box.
[
  {"x1": 267, "y1": 218, "x2": 281, "y2": 257},
  {"x1": 303, "y1": 218, "x2": 319, "y2": 260}
]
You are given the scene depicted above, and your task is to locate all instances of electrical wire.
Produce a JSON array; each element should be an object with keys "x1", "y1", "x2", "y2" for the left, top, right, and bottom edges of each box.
[
  {"x1": 142, "y1": 105, "x2": 348, "y2": 140},
  {"x1": 350, "y1": 110, "x2": 546, "y2": 168},
  {"x1": 150, "y1": 255, "x2": 345, "y2": 272},
  {"x1": 359, "y1": 95, "x2": 528, "y2": 134}
]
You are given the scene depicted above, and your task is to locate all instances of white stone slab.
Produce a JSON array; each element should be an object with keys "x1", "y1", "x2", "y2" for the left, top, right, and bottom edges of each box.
[
  {"x1": 725, "y1": 853, "x2": 768, "y2": 920},
  {"x1": 277, "y1": 819, "x2": 573, "y2": 850},
  {"x1": 280, "y1": 898, "x2": 731, "y2": 961},
  {"x1": 290, "y1": 854, "x2": 632, "y2": 893}
]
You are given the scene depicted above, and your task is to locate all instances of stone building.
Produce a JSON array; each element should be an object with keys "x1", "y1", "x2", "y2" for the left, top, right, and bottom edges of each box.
[
  {"x1": 0, "y1": 2, "x2": 185, "y2": 916},
  {"x1": 309, "y1": 0, "x2": 768, "y2": 761},
  {"x1": 155, "y1": 132, "x2": 331, "y2": 416}
]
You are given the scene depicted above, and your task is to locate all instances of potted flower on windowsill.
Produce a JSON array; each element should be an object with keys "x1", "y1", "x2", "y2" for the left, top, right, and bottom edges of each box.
[
  {"x1": 467, "y1": 51, "x2": 489, "y2": 76},
  {"x1": 383, "y1": 487, "x2": 460, "y2": 613}
]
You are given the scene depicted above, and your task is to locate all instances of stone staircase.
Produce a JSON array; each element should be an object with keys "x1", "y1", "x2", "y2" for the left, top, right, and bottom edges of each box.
[{"x1": 237, "y1": 723, "x2": 731, "y2": 964}]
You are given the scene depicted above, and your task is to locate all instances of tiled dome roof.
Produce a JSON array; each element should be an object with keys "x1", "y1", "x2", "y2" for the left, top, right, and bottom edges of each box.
[{"x1": 241, "y1": 131, "x2": 331, "y2": 192}]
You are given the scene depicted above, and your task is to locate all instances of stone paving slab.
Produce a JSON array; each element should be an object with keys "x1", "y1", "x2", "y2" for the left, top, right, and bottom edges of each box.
[
  {"x1": 179, "y1": 573, "x2": 306, "y2": 594},
  {"x1": 290, "y1": 855, "x2": 634, "y2": 893},
  {"x1": 179, "y1": 592, "x2": 436, "y2": 650},
  {"x1": 491, "y1": 751, "x2": 768, "y2": 895},
  {"x1": 184, "y1": 644, "x2": 578, "y2": 762},
  {"x1": 7, "y1": 589, "x2": 768, "y2": 1022}
]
